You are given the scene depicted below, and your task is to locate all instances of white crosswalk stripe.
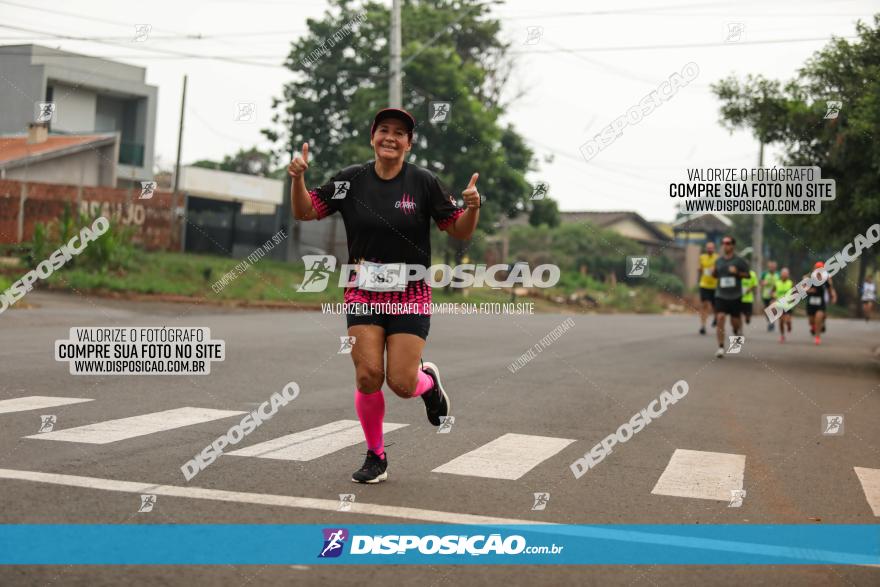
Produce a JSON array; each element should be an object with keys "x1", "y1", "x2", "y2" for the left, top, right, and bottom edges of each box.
[
  {"x1": 25, "y1": 407, "x2": 246, "y2": 444},
  {"x1": 651, "y1": 448, "x2": 746, "y2": 502},
  {"x1": 854, "y1": 467, "x2": 880, "y2": 517},
  {"x1": 431, "y1": 433, "x2": 576, "y2": 480},
  {"x1": 0, "y1": 396, "x2": 93, "y2": 414},
  {"x1": 227, "y1": 420, "x2": 407, "y2": 461}
]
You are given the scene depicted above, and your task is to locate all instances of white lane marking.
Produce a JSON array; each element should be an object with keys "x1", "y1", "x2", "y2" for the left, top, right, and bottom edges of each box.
[
  {"x1": 854, "y1": 467, "x2": 880, "y2": 517},
  {"x1": 0, "y1": 396, "x2": 93, "y2": 415},
  {"x1": 651, "y1": 449, "x2": 746, "y2": 502},
  {"x1": 0, "y1": 468, "x2": 547, "y2": 525},
  {"x1": 227, "y1": 420, "x2": 407, "y2": 461},
  {"x1": 431, "y1": 433, "x2": 576, "y2": 480},
  {"x1": 25, "y1": 408, "x2": 246, "y2": 444}
]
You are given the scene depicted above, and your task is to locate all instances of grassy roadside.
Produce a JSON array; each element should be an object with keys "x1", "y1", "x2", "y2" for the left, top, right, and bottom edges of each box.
[{"x1": 1, "y1": 250, "x2": 858, "y2": 318}]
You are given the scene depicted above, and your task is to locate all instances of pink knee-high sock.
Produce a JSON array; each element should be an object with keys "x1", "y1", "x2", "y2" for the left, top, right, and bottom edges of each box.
[
  {"x1": 355, "y1": 389, "x2": 385, "y2": 458},
  {"x1": 411, "y1": 370, "x2": 434, "y2": 397}
]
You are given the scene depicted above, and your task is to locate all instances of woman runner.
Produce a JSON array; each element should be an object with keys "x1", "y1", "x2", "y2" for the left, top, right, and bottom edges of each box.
[{"x1": 288, "y1": 108, "x2": 480, "y2": 483}]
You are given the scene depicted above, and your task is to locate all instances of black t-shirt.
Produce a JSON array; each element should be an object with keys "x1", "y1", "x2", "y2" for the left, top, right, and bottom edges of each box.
[
  {"x1": 714, "y1": 255, "x2": 750, "y2": 300},
  {"x1": 308, "y1": 161, "x2": 464, "y2": 311}
]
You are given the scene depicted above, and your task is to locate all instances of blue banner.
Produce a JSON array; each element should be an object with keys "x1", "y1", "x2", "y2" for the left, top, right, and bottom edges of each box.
[{"x1": 1, "y1": 524, "x2": 878, "y2": 565}]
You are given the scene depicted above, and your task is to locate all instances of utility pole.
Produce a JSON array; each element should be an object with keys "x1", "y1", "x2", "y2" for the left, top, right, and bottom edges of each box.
[
  {"x1": 173, "y1": 74, "x2": 188, "y2": 251},
  {"x1": 389, "y1": 0, "x2": 402, "y2": 107},
  {"x1": 752, "y1": 140, "x2": 764, "y2": 284}
]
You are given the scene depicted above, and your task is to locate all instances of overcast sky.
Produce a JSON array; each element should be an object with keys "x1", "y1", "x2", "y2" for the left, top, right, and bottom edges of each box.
[{"x1": 1, "y1": 0, "x2": 875, "y2": 221}]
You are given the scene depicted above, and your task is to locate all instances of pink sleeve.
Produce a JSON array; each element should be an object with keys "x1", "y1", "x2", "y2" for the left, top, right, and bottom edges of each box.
[
  {"x1": 309, "y1": 189, "x2": 332, "y2": 220},
  {"x1": 436, "y1": 207, "x2": 465, "y2": 231}
]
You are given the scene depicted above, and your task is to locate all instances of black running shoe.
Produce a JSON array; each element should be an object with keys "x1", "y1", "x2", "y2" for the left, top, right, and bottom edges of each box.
[
  {"x1": 351, "y1": 450, "x2": 387, "y2": 484},
  {"x1": 420, "y1": 361, "x2": 450, "y2": 426},
  {"x1": 699, "y1": 326, "x2": 706, "y2": 335}
]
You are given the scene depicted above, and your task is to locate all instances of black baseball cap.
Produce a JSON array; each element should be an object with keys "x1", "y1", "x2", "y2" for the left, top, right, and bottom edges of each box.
[{"x1": 370, "y1": 108, "x2": 415, "y2": 137}]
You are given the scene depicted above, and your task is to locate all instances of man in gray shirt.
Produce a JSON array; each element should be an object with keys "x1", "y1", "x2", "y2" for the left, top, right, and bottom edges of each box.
[{"x1": 712, "y1": 235, "x2": 751, "y2": 358}]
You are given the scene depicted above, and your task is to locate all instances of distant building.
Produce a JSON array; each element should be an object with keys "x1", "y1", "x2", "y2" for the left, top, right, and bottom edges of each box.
[
  {"x1": 0, "y1": 123, "x2": 118, "y2": 186},
  {"x1": 0, "y1": 44, "x2": 158, "y2": 187},
  {"x1": 559, "y1": 210, "x2": 675, "y2": 253},
  {"x1": 672, "y1": 212, "x2": 733, "y2": 246}
]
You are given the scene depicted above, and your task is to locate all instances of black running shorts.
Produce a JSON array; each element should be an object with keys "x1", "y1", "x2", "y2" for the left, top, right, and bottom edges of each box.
[
  {"x1": 714, "y1": 297, "x2": 742, "y2": 316},
  {"x1": 700, "y1": 287, "x2": 715, "y2": 303},
  {"x1": 346, "y1": 312, "x2": 431, "y2": 340}
]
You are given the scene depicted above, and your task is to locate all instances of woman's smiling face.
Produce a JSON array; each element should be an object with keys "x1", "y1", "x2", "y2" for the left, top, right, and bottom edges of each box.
[{"x1": 371, "y1": 117, "x2": 412, "y2": 162}]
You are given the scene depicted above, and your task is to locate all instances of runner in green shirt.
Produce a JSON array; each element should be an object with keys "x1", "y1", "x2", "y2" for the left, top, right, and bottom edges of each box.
[
  {"x1": 741, "y1": 269, "x2": 758, "y2": 325},
  {"x1": 771, "y1": 268, "x2": 795, "y2": 343}
]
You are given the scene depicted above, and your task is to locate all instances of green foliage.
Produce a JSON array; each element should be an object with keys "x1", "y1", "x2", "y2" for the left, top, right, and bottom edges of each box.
[
  {"x1": 528, "y1": 198, "x2": 560, "y2": 227},
  {"x1": 192, "y1": 146, "x2": 278, "y2": 178},
  {"x1": 265, "y1": 0, "x2": 535, "y2": 232},
  {"x1": 650, "y1": 272, "x2": 684, "y2": 296},
  {"x1": 22, "y1": 204, "x2": 140, "y2": 274},
  {"x1": 712, "y1": 15, "x2": 880, "y2": 251},
  {"x1": 507, "y1": 222, "x2": 641, "y2": 280}
]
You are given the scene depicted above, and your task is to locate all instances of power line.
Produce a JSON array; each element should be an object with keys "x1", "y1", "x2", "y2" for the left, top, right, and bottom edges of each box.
[{"x1": 509, "y1": 35, "x2": 859, "y2": 54}]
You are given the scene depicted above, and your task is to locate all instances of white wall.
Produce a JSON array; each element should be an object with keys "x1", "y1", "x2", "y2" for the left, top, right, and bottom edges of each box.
[{"x1": 50, "y1": 82, "x2": 96, "y2": 133}]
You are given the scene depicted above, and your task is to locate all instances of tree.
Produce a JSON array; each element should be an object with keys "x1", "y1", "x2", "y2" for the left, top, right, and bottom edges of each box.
[
  {"x1": 264, "y1": 0, "x2": 535, "y2": 231},
  {"x1": 712, "y1": 16, "x2": 880, "y2": 311},
  {"x1": 529, "y1": 197, "x2": 560, "y2": 227},
  {"x1": 192, "y1": 147, "x2": 278, "y2": 177}
]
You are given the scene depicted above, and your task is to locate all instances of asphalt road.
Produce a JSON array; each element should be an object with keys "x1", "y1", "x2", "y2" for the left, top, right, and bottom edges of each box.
[{"x1": 1, "y1": 291, "x2": 878, "y2": 586}]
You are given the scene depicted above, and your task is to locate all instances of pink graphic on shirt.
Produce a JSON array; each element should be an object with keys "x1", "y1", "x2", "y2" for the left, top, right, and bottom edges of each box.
[{"x1": 394, "y1": 192, "x2": 416, "y2": 215}]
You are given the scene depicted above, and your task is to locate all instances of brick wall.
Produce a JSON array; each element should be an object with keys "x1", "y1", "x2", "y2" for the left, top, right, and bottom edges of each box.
[{"x1": 0, "y1": 179, "x2": 178, "y2": 250}]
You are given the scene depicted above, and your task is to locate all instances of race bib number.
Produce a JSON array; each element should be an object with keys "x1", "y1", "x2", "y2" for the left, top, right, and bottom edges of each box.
[
  {"x1": 703, "y1": 268, "x2": 713, "y2": 277},
  {"x1": 355, "y1": 261, "x2": 407, "y2": 292},
  {"x1": 808, "y1": 296, "x2": 822, "y2": 306},
  {"x1": 719, "y1": 276, "x2": 736, "y2": 288}
]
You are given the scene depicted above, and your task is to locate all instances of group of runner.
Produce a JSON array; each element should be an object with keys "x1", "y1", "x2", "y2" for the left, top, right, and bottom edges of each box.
[{"x1": 694, "y1": 237, "x2": 874, "y2": 355}]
